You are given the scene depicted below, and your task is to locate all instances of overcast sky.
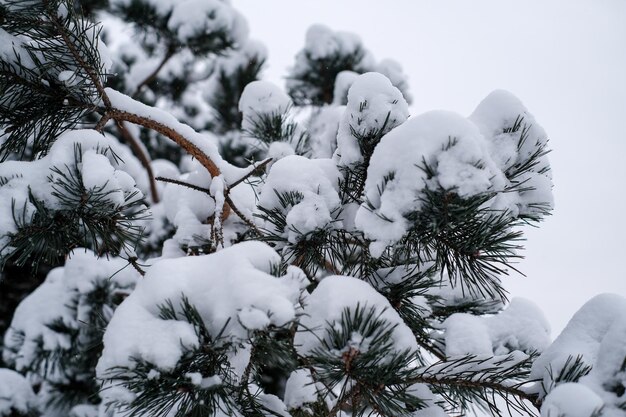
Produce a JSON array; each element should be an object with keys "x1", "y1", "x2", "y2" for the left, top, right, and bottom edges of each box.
[{"x1": 235, "y1": 0, "x2": 626, "y2": 335}]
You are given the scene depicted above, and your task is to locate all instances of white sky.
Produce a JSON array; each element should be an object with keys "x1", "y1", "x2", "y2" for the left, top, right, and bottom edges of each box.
[{"x1": 235, "y1": 0, "x2": 626, "y2": 335}]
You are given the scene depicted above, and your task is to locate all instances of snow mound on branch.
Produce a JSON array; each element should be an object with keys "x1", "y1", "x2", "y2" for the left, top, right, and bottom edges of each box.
[
  {"x1": 239, "y1": 80, "x2": 292, "y2": 132},
  {"x1": 286, "y1": 25, "x2": 375, "y2": 104},
  {"x1": 443, "y1": 298, "x2": 550, "y2": 357},
  {"x1": 531, "y1": 294, "x2": 626, "y2": 417},
  {"x1": 541, "y1": 383, "x2": 603, "y2": 417},
  {"x1": 0, "y1": 369, "x2": 37, "y2": 417},
  {"x1": 3, "y1": 249, "x2": 138, "y2": 376},
  {"x1": 333, "y1": 70, "x2": 359, "y2": 105},
  {"x1": 284, "y1": 369, "x2": 322, "y2": 410},
  {"x1": 354, "y1": 110, "x2": 504, "y2": 249},
  {"x1": 294, "y1": 275, "x2": 418, "y2": 356},
  {"x1": 336, "y1": 72, "x2": 409, "y2": 167},
  {"x1": 376, "y1": 58, "x2": 412, "y2": 105},
  {"x1": 470, "y1": 89, "x2": 553, "y2": 217},
  {"x1": 97, "y1": 242, "x2": 307, "y2": 375},
  {"x1": 168, "y1": 0, "x2": 248, "y2": 45},
  {"x1": 112, "y1": 0, "x2": 247, "y2": 47},
  {"x1": 302, "y1": 24, "x2": 367, "y2": 62},
  {"x1": 443, "y1": 314, "x2": 493, "y2": 357},
  {"x1": 256, "y1": 155, "x2": 342, "y2": 243},
  {"x1": 0, "y1": 129, "x2": 146, "y2": 259}
]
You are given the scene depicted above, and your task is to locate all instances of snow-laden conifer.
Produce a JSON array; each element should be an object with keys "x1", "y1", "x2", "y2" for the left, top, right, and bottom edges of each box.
[{"x1": 0, "y1": 1, "x2": 623, "y2": 417}]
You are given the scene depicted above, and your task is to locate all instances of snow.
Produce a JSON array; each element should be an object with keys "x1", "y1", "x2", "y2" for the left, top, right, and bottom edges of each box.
[
  {"x1": 286, "y1": 25, "x2": 375, "y2": 103},
  {"x1": 354, "y1": 110, "x2": 503, "y2": 250},
  {"x1": 267, "y1": 141, "x2": 296, "y2": 162},
  {"x1": 0, "y1": 129, "x2": 146, "y2": 260},
  {"x1": 530, "y1": 294, "x2": 626, "y2": 416},
  {"x1": 308, "y1": 105, "x2": 344, "y2": 159},
  {"x1": 111, "y1": 0, "x2": 247, "y2": 47},
  {"x1": 294, "y1": 275, "x2": 418, "y2": 357},
  {"x1": 284, "y1": 369, "x2": 321, "y2": 410},
  {"x1": 2, "y1": 249, "x2": 139, "y2": 392},
  {"x1": 167, "y1": 0, "x2": 248, "y2": 45},
  {"x1": 531, "y1": 294, "x2": 626, "y2": 394},
  {"x1": 302, "y1": 24, "x2": 367, "y2": 62},
  {"x1": 541, "y1": 383, "x2": 603, "y2": 417},
  {"x1": 0, "y1": 369, "x2": 37, "y2": 417},
  {"x1": 238, "y1": 80, "x2": 292, "y2": 132},
  {"x1": 469, "y1": 89, "x2": 554, "y2": 218},
  {"x1": 97, "y1": 242, "x2": 308, "y2": 405},
  {"x1": 443, "y1": 314, "x2": 493, "y2": 357},
  {"x1": 443, "y1": 298, "x2": 550, "y2": 357},
  {"x1": 256, "y1": 155, "x2": 342, "y2": 243},
  {"x1": 484, "y1": 297, "x2": 551, "y2": 355},
  {"x1": 335, "y1": 72, "x2": 410, "y2": 167},
  {"x1": 333, "y1": 70, "x2": 360, "y2": 105},
  {"x1": 105, "y1": 88, "x2": 247, "y2": 183},
  {"x1": 376, "y1": 59, "x2": 412, "y2": 104}
]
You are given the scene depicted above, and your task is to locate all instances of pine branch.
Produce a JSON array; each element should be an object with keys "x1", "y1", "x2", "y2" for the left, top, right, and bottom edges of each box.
[
  {"x1": 410, "y1": 353, "x2": 542, "y2": 416},
  {"x1": 49, "y1": 5, "x2": 111, "y2": 109}
]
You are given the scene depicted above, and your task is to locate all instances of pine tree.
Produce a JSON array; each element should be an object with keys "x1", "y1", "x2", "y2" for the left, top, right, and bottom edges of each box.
[{"x1": 0, "y1": 1, "x2": 624, "y2": 417}]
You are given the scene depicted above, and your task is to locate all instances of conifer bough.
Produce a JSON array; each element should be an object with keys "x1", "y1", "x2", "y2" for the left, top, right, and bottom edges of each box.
[{"x1": 0, "y1": 1, "x2": 624, "y2": 417}]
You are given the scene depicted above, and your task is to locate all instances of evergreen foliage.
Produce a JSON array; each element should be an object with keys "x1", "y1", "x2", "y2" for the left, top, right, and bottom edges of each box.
[{"x1": 0, "y1": 2, "x2": 622, "y2": 417}]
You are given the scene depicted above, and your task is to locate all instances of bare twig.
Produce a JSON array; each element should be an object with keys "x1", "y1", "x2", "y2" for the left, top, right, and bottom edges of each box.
[
  {"x1": 227, "y1": 158, "x2": 272, "y2": 190},
  {"x1": 94, "y1": 112, "x2": 111, "y2": 132},
  {"x1": 224, "y1": 194, "x2": 261, "y2": 235},
  {"x1": 155, "y1": 176, "x2": 211, "y2": 194}
]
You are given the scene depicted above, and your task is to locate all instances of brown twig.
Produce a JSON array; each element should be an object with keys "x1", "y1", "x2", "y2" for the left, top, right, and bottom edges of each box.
[
  {"x1": 227, "y1": 158, "x2": 272, "y2": 190},
  {"x1": 109, "y1": 109, "x2": 221, "y2": 178},
  {"x1": 94, "y1": 112, "x2": 111, "y2": 133},
  {"x1": 115, "y1": 120, "x2": 160, "y2": 203},
  {"x1": 224, "y1": 194, "x2": 261, "y2": 234},
  {"x1": 155, "y1": 176, "x2": 211, "y2": 194}
]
